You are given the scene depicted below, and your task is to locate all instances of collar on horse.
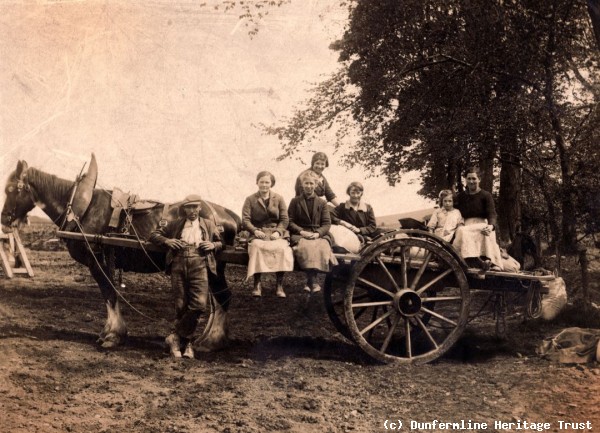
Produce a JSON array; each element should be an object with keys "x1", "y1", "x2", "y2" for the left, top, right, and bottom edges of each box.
[{"x1": 62, "y1": 154, "x2": 98, "y2": 229}]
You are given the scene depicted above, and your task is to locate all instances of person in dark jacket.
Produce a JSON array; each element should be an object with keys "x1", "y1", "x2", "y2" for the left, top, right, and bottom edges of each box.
[
  {"x1": 288, "y1": 171, "x2": 338, "y2": 293},
  {"x1": 242, "y1": 171, "x2": 293, "y2": 298},
  {"x1": 331, "y1": 181, "x2": 381, "y2": 242},
  {"x1": 150, "y1": 195, "x2": 223, "y2": 359},
  {"x1": 294, "y1": 152, "x2": 339, "y2": 206}
]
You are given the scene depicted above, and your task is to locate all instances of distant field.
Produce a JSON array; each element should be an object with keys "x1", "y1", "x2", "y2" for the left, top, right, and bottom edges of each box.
[
  {"x1": 376, "y1": 207, "x2": 435, "y2": 228},
  {"x1": 25, "y1": 208, "x2": 437, "y2": 229}
]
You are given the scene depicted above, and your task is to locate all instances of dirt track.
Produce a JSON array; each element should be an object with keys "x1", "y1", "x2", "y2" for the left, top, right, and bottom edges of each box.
[{"x1": 1, "y1": 250, "x2": 599, "y2": 433}]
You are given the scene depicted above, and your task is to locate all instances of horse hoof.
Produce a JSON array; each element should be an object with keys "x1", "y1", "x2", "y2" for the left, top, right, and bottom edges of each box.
[
  {"x1": 101, "y1": 340, "x2": 119, "y2": 349},
  {"x1": 194, "y1": 338, "x2": 229, "y2": 353}
]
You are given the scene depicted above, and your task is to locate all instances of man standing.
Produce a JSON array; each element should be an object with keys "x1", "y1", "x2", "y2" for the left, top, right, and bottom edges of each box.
[{"x1": 150, "y1": 195, "x2": 222, "y2": 358}]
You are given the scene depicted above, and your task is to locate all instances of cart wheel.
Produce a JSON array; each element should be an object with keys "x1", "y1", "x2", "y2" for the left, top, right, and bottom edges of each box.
[
  {"x1": 345, "y1": 237, "x2": 470, "y2": 364},
  {"x1": 324, "y1": 268, "x2": 354, "y2": 341}
]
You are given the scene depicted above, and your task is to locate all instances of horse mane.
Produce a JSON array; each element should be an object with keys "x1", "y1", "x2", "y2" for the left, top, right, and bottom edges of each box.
[{"x1": 27, "y1": 167, "x2": 74, "y2": 201}]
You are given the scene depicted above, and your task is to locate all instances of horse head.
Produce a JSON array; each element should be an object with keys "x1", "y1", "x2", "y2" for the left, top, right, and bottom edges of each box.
[{"x1": 1, "y1": 160, "x2": 35, "y2": 230}]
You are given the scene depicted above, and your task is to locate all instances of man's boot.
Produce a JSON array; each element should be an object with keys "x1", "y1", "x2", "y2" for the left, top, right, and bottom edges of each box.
[{"x1": 165, "y1": 333, "x2": 182, "y2": 358}]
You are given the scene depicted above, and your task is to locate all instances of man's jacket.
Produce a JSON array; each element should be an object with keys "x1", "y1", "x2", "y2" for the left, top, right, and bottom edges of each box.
[{"x1": 149, "y1": 217, "x2": 223, "y2": 275}]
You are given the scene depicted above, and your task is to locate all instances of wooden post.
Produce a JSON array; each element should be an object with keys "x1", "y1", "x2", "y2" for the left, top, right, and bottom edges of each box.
[{"x1": 0, "y1": 230, "x2": 34, "y2": 279}]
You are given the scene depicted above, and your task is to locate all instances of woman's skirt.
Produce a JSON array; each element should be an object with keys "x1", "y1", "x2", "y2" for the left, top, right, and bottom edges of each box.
[
  {"x1": 294, "y1": 238, "x2": 339, "y2": 272},
  {"x1": 452, "y1": 218, "x2": 503, "y2": 269},
  {"x1": 247, "y1": 238, "x2": 294, "y2": 278}
]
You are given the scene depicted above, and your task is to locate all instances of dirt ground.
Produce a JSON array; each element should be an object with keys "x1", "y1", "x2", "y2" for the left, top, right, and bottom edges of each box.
[{"x1": 1, "y1": 249, "x2": 599, "y2": 433}]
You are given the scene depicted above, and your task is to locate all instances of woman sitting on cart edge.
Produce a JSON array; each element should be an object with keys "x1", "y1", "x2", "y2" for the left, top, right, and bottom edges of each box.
[
  {"x1": 330, "y1": 181, "x2": 384, "y2": 244},
  {"x1": 452, "y1": 167, "x2": 504, "y2": 271},
  {"x1": 294, "y1": 151, "x2": 339, "y2": 206},
  {"x1": 242, "y1": 171, "x2": 294, "y2": 298},
  {"x1": 288, "y1": 170, "x2": 338, "y2": 293},
  {"x1": 427, "y1": 189, "x2": 463, "y2": 242}
]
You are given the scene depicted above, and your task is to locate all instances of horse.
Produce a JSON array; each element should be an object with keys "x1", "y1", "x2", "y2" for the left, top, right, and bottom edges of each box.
[{"x1": 1, "y1": 156, "x2": 241, "y2": 350}]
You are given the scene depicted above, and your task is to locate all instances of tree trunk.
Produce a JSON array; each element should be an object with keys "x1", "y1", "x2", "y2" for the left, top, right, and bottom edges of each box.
[
  {"x1": 479, "y1": 149, "x2": 496, "y2": 193},
  {"x1": 497, "y1": 142, "x2": 521, "y2": 243},
  {"x1": 543, "y1": 11, "x2": 578, "y2": 253}
]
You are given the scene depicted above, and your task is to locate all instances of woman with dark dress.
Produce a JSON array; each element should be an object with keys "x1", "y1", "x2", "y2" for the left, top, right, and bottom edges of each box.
[
  {"x1": 294, "y1": 152, "x2": 340, "y2": 206},
  {"x1": 331, "y1": 181, "x2": 381, "y2": 243},
  {"x1": 288, "y1": 171, "x2": 338, "y2": 293},
  {"x1": 452, "y1": 167, "x2": 503, "y2": 270}
]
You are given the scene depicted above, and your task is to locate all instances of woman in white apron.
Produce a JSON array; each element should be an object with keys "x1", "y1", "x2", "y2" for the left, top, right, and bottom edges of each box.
[
  {"x1": 452, "y1": 168, "x2": 504, "y2": 270},
  {"x1": 242, "y1": 171, "x2": 294, "y2": 297}
]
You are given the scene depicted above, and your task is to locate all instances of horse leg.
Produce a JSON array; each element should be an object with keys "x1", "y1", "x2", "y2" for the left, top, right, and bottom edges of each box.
[
  {"x1": 194, "y1": 263, "x2": 230, "y2": 352},
  {"x1": 89, "y1": 251, "x2": 127, "y2": 348}
]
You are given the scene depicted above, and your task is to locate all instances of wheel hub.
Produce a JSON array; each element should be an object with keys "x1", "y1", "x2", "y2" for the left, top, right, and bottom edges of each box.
[{"x1": 393, "y1": 289, "x2": 422, "y2": 316}]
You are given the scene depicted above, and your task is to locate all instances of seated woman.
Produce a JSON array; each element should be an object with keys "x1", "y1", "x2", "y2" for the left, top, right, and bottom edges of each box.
[
  {"x1": 288, "y1": 171, "x2": 339, "y2": 293},
  {"x1": 242, "y1": 171, "x2": 294, "y2": 298},
  {"x1": 452, "y1": 167, "x2": 503, "y2": 270},
  {"x1": 294, "y1": 151, "x2": 340, "y2": 206},
  {"x1": 331, "y1": 181, "x2": 382, "y2": 246},
  {"x1": 427, "y1": 189, "x2": 463, "y2": 242}
]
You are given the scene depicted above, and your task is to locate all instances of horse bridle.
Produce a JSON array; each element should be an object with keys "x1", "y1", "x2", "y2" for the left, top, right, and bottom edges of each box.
[{"x1": 1, "y1": 175, "x2": 31, "y2": 226}]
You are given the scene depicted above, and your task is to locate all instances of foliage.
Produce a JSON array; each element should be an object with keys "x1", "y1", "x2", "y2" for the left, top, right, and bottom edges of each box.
[
  {"x1": 210, "y1": 0, "x2": 291, "y2": 36},
  {"x1": 264, "y1": 0, "x2": 600, "y2": 248}
]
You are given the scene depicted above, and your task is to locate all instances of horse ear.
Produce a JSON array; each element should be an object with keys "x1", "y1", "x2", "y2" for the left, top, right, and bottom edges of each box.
[{"x1": 16, "y1": 160, "x2": 28, "y2": 179}]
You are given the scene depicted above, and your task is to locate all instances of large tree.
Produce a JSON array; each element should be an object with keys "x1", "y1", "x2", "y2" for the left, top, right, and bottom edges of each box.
[{"x1": 266, "y1": 0, "x2": 600, "y2": 250}]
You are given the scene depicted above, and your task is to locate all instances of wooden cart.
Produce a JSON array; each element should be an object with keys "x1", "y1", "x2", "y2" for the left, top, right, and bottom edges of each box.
[{"x1": 57, "y1": 228, "x2": 555, "y2": 364}]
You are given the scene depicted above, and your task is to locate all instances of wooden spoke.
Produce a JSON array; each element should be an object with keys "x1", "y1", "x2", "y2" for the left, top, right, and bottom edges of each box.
[
  {"x1": 376, "y1": 257, "x2": 401, "y2": 292},
  {"x1": 415, "y1": 315, "x2": 439, "y2": 349},
  {"x1": 415, "y1": 269, "x2": 453, "y2": 295},
  {"x1": 345, "y1": 235, "x2": 470, "y2": 364},
  {"x1": 366, "y1": 307, "x2": 379, "y2": 341},
  {"x1": 380, "y1": 313, "x2": 401, "y2": 353},
  {"x1": 404, "y1": 318, "x2": 412, "y2": 358},
  {"x1": 357, "y1": 277, "x2": 395, "y2": 298},
  {"x1": 421, "y1": 307, "x2": 457, "y2": 326},
  {"x1": 410, "y1": 251, "x2": 432, "y2": 290},
  {"x1": 400, "y1": 246, "x2": 408, "y2": 289},
  {"x1": 352, "y1": 300, "x2": 393, "y2": 308},
  {"x1": 420, "y1": 296, "x2": 463, "y2": 302},
  {"x1": 359, "y1": 309, "x2": 394, "y2": 336},
  {"x1": 334, "y1": 293, "x2": 369, "y2": 308}
]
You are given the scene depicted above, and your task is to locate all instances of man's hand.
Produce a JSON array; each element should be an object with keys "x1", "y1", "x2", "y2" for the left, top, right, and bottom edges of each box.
[
  {"x1": 199, "y1": 241, "x2": 215, "y2": 252},
  {"x1": 164, "y1": 239, "x2": 187, "y2": 250},
  {"x1": 254, "y1": 229, "x2": 266, "y2": 239},
  {"x1": 270, "y1": 231, "x2": 281, "y2": 240}
]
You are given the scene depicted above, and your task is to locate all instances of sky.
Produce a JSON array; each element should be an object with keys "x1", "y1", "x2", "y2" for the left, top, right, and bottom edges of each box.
[{"x1": 0, "y1": 0, "x2": 434, "y2": 220}]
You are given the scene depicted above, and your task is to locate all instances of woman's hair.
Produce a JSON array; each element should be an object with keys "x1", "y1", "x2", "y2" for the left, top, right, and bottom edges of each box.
[
  {"x1": 311, "y1": 152, "x2": 329, "y2": 168},
  {"x1": 300, "y1": 170, "x2": 319, "y2": 184},
  {"x1": 256, "y1": 171, "x2": 276, "y2": 187},
  {"x1": 464, "y1": 166, "x2": 481, "y2": 178},
  {"x1": 346, "y1": 181, "x2": 364, "y2": 195},
  {"x1": 438, "y1": 189, "x2": 454, "y2": 207}
]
